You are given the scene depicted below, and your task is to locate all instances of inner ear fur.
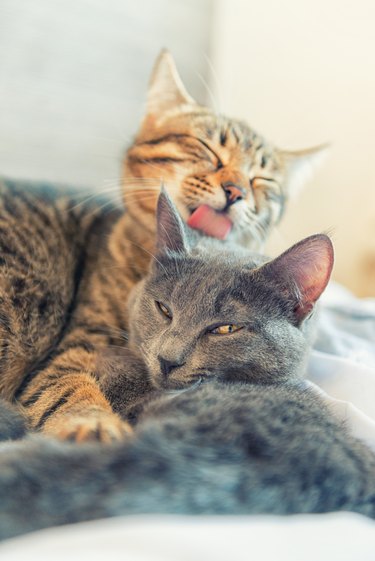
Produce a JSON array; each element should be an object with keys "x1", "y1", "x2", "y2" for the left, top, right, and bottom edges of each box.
[
  {"x1": 145, "y1": 50, "x2": 196, "y2": 118},
  {"x1": 156, "y1": 187, "x2": 189, "y2": 255},
  {"x1": 260, "y1": 234, "x2": 334, "y2": 323}
]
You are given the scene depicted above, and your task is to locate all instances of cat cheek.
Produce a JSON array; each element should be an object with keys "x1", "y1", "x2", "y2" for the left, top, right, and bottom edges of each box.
[{"x1": 147, "y1": 367, "x2": 164, "y2": 390}]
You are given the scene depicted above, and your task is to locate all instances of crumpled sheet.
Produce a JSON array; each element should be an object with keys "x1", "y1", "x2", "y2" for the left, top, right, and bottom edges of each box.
[
  {"x1": 0, "y1": 513, "x2": 374, "y2": 561},
  {"x1": 308, "y1": 282, "x2": 375, "y2": 451}
]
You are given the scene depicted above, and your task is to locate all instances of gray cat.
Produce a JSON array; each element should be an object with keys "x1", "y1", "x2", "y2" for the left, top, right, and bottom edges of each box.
[{"x1": 0, "y1": 191, "x2": 374, "y2": 541}]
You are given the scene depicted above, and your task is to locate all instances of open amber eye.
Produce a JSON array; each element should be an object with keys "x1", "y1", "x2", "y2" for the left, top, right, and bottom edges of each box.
[
  {"x1": 210, "y1": 324, "x2": 242, "y2": 335},
  {"x1": 155, "y1": 301, "x2": 172, "y2": 319}
]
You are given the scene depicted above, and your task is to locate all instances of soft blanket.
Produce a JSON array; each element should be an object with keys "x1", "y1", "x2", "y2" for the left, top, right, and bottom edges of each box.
[{"x1": 308, "y1": 282, "x2": 375, "y2": 451}]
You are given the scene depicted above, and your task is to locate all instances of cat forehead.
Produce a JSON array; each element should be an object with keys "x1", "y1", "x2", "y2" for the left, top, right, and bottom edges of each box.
[
  {"x1": 149, "y1": 252, "x2": 268, "y2": 313},
  {"x1": 144, "y1": 106, "x2": 266, "y2": 152}
]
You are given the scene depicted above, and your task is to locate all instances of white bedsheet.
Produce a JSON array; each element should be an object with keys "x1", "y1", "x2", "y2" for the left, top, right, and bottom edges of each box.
[
  {"x1": 1, "y1": 513, "x2": 375, "y2": 561},
  {"x1": 308, "y1": 282, "x2": 375, "y2": 451}
]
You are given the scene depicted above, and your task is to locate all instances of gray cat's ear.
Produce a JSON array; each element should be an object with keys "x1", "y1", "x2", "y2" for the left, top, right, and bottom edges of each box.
[
  {"x1": 279, "y1": 144, "x2": 330, "y2": 197},
  {"x1": 262, "y1": 234, "x2": 334, "y2": 323},
  {"x1": 146, "y1": 50, "x2": 196, "y2": 115},
  {"x1": 156, "y1": 187, "x2": 189, "y2": 254}
]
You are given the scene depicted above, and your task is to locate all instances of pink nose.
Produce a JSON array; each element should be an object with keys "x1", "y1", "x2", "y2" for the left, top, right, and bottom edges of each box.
[{"x1": 222, "y1": 183, "x2": 245, "y2": 205}]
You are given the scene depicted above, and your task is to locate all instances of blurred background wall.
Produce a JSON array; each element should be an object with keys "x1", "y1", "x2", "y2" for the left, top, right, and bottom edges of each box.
[
  {"x1": 0, "y1": 0, "x2": 213, "y2": 186},
  {"x1": 0, "y1": 0, "x2": 374, "y2": 296},
  {"x1": 211, "y1": 0, "x2": 375, "y2": 296}
]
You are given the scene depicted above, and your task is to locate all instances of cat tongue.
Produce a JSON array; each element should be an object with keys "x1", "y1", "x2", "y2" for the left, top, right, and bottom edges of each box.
[{"x1": 187, "y1": 205, "x2": 232, "y2": 240}]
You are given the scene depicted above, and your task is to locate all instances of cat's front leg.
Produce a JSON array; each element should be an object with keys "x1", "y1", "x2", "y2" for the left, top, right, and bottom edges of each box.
[
  {"x1": 40, "y1": 380, "x2": 132, "y2": 444},
  {"x1": 98, "y1": 347, "x2": 154, "y2": 421},
  {"x1": 45, "y1": 405, "x2": 132, "y2": 443},
  {"x1": 16, "y1": 328, "x2": 132, "y2": 443}
]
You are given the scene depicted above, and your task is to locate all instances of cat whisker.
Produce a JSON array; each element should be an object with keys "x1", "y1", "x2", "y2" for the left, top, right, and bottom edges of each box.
[
  {"x1": 193, "y1": 369, "x2": 212, "y2": 379},
  {"x1": 165, "y1": 376, "x2": 202, "y2": 396},
  {"x1": 123, "y1": 178, "x2": 162, "y2": 185},
  {"x1": 66, "y1": 188, "x2": 123, "y2": 212},
  {"x1": 250, "y1": 226, "x2": 264, "y2": 247},
  {"x1": 195, "y1": 71, "x2": 220, "y2": 115},
  {"x1": 203, "y1": 52, "x2": 224, "y2": 112},
  {"x1": 238, "y1": 209, "x2": 267, "y2": 243},
  {"x1": 99, "y1": 253, "x2": 151, "y2": 276},
  {"x1": 122, "y1": 196, "x2": 158, "y2": 206},
  {"x1": 104, "y1": 344, "x2": 130, "y2": 353},
  {"x1": 124, "y1": 190, "x2": 161, "y2": 198},
  {"x1": 83, "y1": 324, "x2": 129, "y2": 341},
  {"x1": 125, "y1": 182, "x2": 161, "y2": 189},
  {"x1": 238, "y1": 216, "x2": 263, "y2": 246},
  {"x1": 254, "y1": 220, "x2": 268, "y2": 240},
  {"x1": 79, "y1": 199, "x2": 119, "y2": 218},
  {"x1": 123, "y1": 239, "x2": 172, "y2": 281}
]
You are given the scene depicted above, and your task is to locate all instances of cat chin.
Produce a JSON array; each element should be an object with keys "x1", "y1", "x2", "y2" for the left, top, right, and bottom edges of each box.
[
  {"x1": 164, "y1": 377, "x2": 203, "y2": 396},
  {"x1": 152, "y1": 375, "x2": 203, "y2": 392}
]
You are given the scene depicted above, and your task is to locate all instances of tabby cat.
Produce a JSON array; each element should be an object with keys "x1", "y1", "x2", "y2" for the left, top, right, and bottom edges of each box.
[
  {"x1": 0, "y1": 51, "x2": 326, "y2": 442},
  {"x1": 0, "y1": 192, "x2": 374, "y2": 541}
]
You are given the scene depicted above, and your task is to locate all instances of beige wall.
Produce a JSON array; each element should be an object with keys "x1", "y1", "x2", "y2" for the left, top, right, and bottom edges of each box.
[
  {"x1": 211, "y1": 0, "x2": 375, "y2": 296},
  {"x1": 0, "y1": 0, "x2": 213, "y2": 188}
]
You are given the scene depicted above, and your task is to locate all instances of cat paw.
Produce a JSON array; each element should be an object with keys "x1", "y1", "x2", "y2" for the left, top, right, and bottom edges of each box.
[{"x1": 45, "y1": 411, "x2": 132, "y2": 444}]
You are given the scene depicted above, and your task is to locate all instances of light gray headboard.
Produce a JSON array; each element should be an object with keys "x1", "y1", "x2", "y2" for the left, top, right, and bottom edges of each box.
[{"x1": 0, "y1": 0, "x2": 213, "y2": 187}]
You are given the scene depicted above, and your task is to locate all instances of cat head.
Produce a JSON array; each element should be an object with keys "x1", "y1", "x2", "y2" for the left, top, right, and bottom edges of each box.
[
  {"x1": 123, "y1": 50, "x2": 327, "y2": 249},
  {"x1": 127, "y1": 190, "x2": 334, "y2": 390}
]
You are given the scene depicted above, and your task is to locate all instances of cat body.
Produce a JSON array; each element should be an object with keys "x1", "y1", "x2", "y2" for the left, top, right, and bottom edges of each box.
[
  {"x1": 0, "y1": 380, "x2": 375, "y2": 541},
  {"x1": 0, "y1": 192, "x2": 373, "y2": 540},
  {"x1": 0, "y1": 178, "x2": 134, "y2": 441},
  {"x1": 0, "y1": 51, "x2": 327, "y2": 441}
]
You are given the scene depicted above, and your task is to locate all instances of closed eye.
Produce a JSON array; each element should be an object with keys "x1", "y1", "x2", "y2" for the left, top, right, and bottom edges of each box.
[
  {"x1": 195, "y1": 137, "x2": 224, "y2": 169},
  {"x1": 251, "y1": 176, "x2": 279, "y2": 187},
  {"x1": 155, "y1": 301, "x2": 172, "y2": 320}
]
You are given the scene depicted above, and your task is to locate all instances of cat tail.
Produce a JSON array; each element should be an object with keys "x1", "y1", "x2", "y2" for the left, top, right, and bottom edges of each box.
[{"x1": 0, "y1": 398, "x2": 27, "y2": 442}]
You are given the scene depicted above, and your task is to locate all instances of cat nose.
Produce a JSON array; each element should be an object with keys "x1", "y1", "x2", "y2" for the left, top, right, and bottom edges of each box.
[
  {"x1": 158, "y1": 356, "x2": 185, "y2": 377},
  {"x1": 222, "y1": 182, "x2": 245, "y2": 206}
]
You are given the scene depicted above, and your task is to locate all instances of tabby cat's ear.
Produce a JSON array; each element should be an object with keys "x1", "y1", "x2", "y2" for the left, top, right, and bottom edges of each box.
[
  {"x1": 156, "y1": 187, "x2": 189, "y2": 255},
  {"x1": 261, "y1": 234, "x2": 334, "y2": 324},
  {"x1": 280, "y1": 144, "x2": 330, "y2": 196},
  {"x1": 146, "y1": 50, "x2": 196, "y2": 115}
]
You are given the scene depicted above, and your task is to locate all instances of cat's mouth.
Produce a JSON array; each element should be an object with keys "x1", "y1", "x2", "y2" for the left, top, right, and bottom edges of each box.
[
  {"x1": 164, "y1": 377, "x2": 203, "y2": 395},
  {"x1": 187, "y1": 205, "x2": 233, "y2": 240},
  {"x1": 155, "y1": 375, "x2": 203, "y2": 392}
]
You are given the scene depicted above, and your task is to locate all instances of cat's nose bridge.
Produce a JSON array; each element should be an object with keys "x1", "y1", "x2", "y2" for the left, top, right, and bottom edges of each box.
[
  {"x1": 158, "y1": 330, "x2": 191, "y2": 375},
  {"x1": 214, "y1": 168, "x2": 249, "y2": 201}
]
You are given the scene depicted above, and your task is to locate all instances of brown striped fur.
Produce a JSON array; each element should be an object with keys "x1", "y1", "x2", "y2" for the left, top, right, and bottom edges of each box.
[
  {"x1": 0, "y1": 52, "x2": 326, "y2": 442},
  {"x1": 0, "y1": 180, "x2": 137, "y2": 441}
]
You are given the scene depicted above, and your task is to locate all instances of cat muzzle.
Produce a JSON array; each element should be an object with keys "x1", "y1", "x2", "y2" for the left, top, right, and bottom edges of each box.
[
  {"x1": 222, "y1": 182, "x2": 246, "y2": 207},
  {"x1": 158, "y1": 356, "x2": 185, "y2": 377}
]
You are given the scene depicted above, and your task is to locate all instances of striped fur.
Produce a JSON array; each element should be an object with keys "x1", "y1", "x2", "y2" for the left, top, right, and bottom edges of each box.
[
  {"x1": 0, "y1": 52, "x2": 326, "y2": 442},
  {"x1": 0, "y1": 179, "x2": 136, "y2": 442}
]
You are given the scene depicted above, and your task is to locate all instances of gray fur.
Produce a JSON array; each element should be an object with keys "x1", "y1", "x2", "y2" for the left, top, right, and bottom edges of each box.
[
  {"x1": 123, "y1": 190, "x2": 333, "y2": 391},
  {"x1": 0, "y1": 382, "x2": 375, "y2": 541},
  {"x1": 0, "y1": 399, "x2": 26, "y2": 442},
  {"x1": 0, "y1": 191, "x2": 373, "y2": 541}
]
